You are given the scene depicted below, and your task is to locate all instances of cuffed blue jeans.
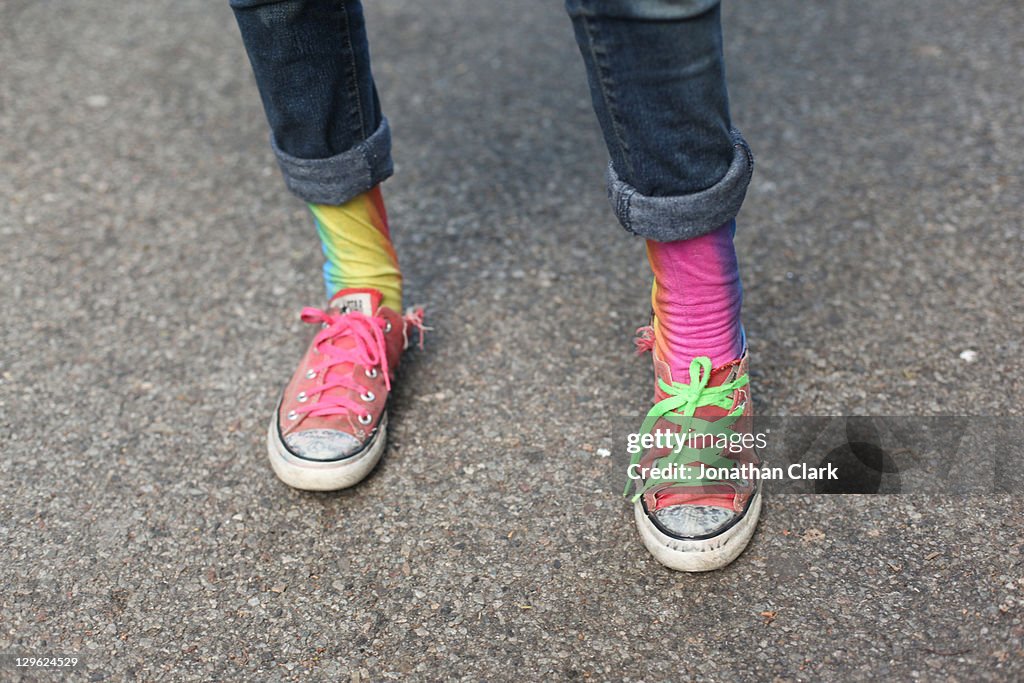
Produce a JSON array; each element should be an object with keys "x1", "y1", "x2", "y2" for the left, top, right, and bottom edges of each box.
[{"x1": 230, "y1": 0, "x2": 753, "y2": 241}]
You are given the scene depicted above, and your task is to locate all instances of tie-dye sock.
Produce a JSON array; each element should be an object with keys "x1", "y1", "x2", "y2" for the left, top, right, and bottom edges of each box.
[
  {"x1": 646, "y1": 219, "x2": 744, "y2": 375},
  {"x1": 309, "y1": 185, "x2": 402, "y2": 311}
]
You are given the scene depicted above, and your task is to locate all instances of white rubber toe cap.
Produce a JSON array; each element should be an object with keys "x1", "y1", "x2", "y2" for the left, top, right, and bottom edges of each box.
[
  {"x1": 653, "y1": 504, "x2": 738, "y2": 538},
  {"x1": 283, "y1": 429, "x2": 362, "y2": 461}
]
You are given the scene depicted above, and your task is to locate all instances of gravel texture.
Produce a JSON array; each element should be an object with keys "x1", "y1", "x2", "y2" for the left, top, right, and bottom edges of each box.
[{"x1": 1, "y1": 0, "x2": 1022, "y2": 680}]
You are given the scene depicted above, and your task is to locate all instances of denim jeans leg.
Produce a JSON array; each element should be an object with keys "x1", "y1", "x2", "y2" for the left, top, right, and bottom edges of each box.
[
  {"x1": 230, "y1": 0, "x2": 392, "y2": 205},
  {"x1": 565, "y1": 0, "x2": 754, "y2": 241}
]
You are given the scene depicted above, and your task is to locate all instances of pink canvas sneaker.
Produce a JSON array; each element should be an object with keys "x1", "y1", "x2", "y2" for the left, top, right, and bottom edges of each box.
[
  {"x1": 628, "y1": 326, "x2": 763, "y2": 571},
  {"x1": 267, "y1": 287, "x2": 424, "y2": 491}
]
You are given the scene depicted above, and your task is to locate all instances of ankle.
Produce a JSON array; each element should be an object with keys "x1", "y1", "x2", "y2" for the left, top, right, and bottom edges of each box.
[{"x1": 646, "y1": 220, "x2": 744, "y2": 374}]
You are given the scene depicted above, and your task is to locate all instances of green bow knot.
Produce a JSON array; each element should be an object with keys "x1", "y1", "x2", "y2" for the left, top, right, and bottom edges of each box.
[{"x1": 625, "y1": 356, "x2": 749, "y2": 501}]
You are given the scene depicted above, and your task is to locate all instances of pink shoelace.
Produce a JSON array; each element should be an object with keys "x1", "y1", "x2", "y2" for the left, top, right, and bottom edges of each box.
[
  {"x1": 292, "y1": 306, "x2": 426, "y2": 420},
  {"x1": 634, "y1": 325, "x2": 656, "y2": 354}
]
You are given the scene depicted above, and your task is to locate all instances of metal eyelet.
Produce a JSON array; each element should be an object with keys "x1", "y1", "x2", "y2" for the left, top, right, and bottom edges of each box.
[
  {"x1": 320, "y1": 322, "x2": 329, "y2": 330},
  {"x1": 364, "y1": 367, "x2": 378, "y2": 379},
  {"x1": 360, "y1": 391, "x2": 375, "y2": 402},
  {"x1": 305, "y1": 369, "x2": 317, "y2": 380},
  {"x1": 358, "y1": 414, "x2": 372, "y2": 425},
  {"x1": 287, "y1": 410, "x2": 299, "y2": 421},
  {"x1": 384, "y1": 321, "x2": 392, "y2": 333},
  {"x1": 296, "y1": 391, "x2": 307, "y2": 403}
]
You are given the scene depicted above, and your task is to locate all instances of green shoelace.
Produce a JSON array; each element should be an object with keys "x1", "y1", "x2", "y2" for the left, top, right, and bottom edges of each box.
[{"x1": 625, "y1": 356, "x2": 749, "y2": 502}]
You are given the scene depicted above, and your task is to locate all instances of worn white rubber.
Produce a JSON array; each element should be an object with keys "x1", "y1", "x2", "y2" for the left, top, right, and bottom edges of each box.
[
  {"x1": 266, "y1": 412, "x2": 388, "y2": 491},
  {"x1": 634, "y1": 491, "x2": 762, "y2": 572}
]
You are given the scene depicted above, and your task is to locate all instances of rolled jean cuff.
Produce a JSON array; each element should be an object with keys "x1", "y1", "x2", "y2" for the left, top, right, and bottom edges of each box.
[
  {"x1": 270, "y1": 117, "x2": 393, "y2": 205},
  {"x1": 606, "y1": 127, "x2": 754, "y2": 241}
]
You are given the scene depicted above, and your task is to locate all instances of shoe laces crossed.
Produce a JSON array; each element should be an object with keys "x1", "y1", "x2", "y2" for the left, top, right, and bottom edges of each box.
[{"x1": 628, "y1": 326, "x2": 749, "y2": 502}]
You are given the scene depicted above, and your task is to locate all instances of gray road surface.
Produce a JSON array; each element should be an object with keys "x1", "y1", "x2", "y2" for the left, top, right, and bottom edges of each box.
[{"x1": 1, "y1": 0, "x2": 1022, "y2": 680}]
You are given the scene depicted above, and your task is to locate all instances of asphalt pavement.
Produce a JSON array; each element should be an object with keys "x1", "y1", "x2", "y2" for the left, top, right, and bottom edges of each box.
[{"x1": 1, "y1": 0, "x2": 1022, "y2": 680}]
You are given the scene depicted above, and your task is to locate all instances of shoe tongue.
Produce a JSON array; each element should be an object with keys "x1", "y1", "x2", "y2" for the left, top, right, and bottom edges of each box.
[
  {"x1": 654, "y1": 353, "x2": 741, "y2": 398},
  {"x1": 328, "y1": 287, "x2": 382, "y2": 316},
  {"x1": 320, "y1": 289, "x2": 382, "y2": 382}
]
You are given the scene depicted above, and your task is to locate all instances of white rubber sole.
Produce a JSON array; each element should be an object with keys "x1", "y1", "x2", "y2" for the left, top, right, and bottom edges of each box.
[
  {"x1": 634, "y1": 491, "x2": 762, "y2": 572},
  {"x1": 266, "y1": 412, "x2": 388, "y2": 491}
]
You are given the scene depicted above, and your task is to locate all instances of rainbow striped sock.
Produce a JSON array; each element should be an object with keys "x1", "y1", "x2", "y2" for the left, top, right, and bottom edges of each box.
[
  {"x1": 309, "y1": 185, "x2": 402, "y2": 311},
  {"x1": 647, "y1": 220, "x2": 744, "y2": 373}
]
